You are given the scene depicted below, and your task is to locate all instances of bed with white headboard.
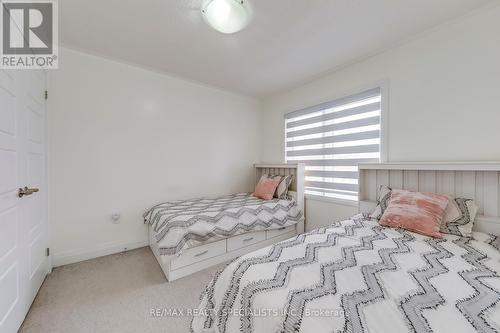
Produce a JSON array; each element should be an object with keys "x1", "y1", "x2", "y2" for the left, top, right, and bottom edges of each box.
[
  {"x1": 254, "y1": 163, "x2": 305, "y2": 222},
  {"x1": 147, "y1": 163, "x2": 305, "y2": 281},
  {"x1": 191, "y1": 162, "x2": 500, "y2": 333},
  {"x1": 358, "y1": 162, "x2": 500, "y2": 235}
]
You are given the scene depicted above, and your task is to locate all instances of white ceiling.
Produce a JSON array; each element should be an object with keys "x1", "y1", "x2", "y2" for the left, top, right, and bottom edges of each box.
[{"x1": 60, "y1": 0, "x2": 492, "y2": 97}]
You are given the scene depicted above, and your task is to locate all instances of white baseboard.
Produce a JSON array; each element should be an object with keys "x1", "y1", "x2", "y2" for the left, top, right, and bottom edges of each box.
[{"x1": 52, "y1": 239, "x2": 149, "y2": 267}]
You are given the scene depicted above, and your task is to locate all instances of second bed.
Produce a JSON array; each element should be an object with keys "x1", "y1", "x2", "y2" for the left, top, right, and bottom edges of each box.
[{"x1": 144, "y1": 163, "x2": 305, "y2": 281}]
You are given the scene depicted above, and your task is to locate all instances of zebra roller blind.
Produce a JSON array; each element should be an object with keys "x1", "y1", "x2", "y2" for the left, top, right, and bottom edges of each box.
[{"x1": 285, "y1": 88, "x2": 382, "y2": 201}]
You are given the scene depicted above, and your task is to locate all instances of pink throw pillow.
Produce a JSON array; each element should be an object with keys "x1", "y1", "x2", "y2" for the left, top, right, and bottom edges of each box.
[
  {"x1": 254, "y1": 177, "x2": 280, "y2": 200},
  {"x1": 379, "y1": 189, "x2": 449, "y2": 238}
]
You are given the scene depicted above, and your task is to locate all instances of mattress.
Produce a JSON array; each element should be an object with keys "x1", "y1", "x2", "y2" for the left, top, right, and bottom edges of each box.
[
  {"x1": 191, "y1": 214, "x2": 500, "y2": 333},
  {"x1": 144, "y1": 193, "x2": 303, "y2": 256}
]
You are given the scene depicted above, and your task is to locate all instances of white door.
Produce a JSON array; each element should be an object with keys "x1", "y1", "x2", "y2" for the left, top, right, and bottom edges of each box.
[{"x1": 0, "y1": 67, "x2": 49, "y2": 333}]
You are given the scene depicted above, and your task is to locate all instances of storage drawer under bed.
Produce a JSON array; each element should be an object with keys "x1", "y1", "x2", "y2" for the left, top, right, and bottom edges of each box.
[
  {"x1": 170, "y1": 239, "x2": 226, "y2": 270},
  {"x1": 227, "y1": 231, "x2": 266, "y2": 252},
  {"x1": 266, "y1": 225, "x2": 296, "y2": 239}
]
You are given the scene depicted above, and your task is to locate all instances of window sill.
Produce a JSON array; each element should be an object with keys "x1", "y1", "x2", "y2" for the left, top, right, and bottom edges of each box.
[{"x1": 305, "y1": 194, "x2": 359, "y2": 207}]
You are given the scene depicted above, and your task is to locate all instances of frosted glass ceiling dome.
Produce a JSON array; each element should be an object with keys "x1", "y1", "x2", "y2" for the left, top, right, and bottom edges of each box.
[{"x1": 202, "y1": 0, "x2": 250, "y2": 34}]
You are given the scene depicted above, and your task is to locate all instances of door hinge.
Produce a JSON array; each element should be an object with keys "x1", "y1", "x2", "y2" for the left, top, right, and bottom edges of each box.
[
  {"x1": 44, "y1": 90, "x2": 48, "y2": 100},
  {"x1": 46, "y1": 248, "x2": 50, "y2": 256}
]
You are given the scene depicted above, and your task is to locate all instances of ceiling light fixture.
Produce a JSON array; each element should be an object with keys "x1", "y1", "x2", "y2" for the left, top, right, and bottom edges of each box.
[{"x1": 201, "y1": 0, "x2": 250, "y2": 34}]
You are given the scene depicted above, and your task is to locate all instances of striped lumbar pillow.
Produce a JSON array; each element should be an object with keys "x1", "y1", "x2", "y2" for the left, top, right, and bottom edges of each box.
[
  {"x1": 440, "y1": 197, "x2": 478, "y2": 238},
  {"x1": 370, "y1": 185, "x2": 392, "y2": 220}
]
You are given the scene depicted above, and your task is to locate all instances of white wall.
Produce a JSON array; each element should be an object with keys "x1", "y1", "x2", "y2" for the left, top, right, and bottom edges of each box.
[
  {"x1": 49, "y1": 4, "x2": 500, "y2": 262},
  {"x1": 262, "y1": 5, "x2": 500, "y2": 230},
  {"x1": 48, "y1": 48, "x2": 262, "y2": 266}
]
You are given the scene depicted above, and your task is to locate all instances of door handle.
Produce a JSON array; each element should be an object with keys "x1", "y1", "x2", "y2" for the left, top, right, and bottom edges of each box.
[{"x1": 18, "y1": 186, "x2": 39, "y2": 198}]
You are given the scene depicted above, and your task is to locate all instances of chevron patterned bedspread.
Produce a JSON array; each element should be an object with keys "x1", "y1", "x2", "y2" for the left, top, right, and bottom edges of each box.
[
  {"x1": 143, "y1": 193, "x2": 303, "y2": 256},
  {"x1": 191, "y1": 214, "x2": 500, "y2": 333}
]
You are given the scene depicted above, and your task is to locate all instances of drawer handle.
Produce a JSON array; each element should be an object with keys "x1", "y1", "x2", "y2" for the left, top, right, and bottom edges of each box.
[
  {"x1": 243, "y1": 237, "x2": 254, "y2": 242},
  {"x1": 278, "y1": 227, "x2": 286, "y2": 231},
  {"x1": 194, "y1": 250, "x2": 209, "y2": 257}
]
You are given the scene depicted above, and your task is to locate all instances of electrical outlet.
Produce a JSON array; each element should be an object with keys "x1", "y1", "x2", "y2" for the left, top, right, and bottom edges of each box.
[{"x1": 111, "y1": 213, "x2": 121, "y2": 223}]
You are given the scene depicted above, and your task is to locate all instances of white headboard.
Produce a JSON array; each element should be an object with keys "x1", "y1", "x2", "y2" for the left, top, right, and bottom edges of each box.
[
  {"x1": 254, "y1": 163, "x2": 305, "y2": 212},
  {"x1": 358, "y1": 162, "x2": 500, "y2": 235}
]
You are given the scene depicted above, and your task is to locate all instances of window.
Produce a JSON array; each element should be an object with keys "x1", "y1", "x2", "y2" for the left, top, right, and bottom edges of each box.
[{"x1": 285, "y1": 88, "x2": 382, "y2": 202}]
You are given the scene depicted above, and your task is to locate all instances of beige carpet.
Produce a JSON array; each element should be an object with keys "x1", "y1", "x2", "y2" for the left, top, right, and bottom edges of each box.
[{"x1": 20, "y1": 247, "x2": 223, "y2": 333}]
